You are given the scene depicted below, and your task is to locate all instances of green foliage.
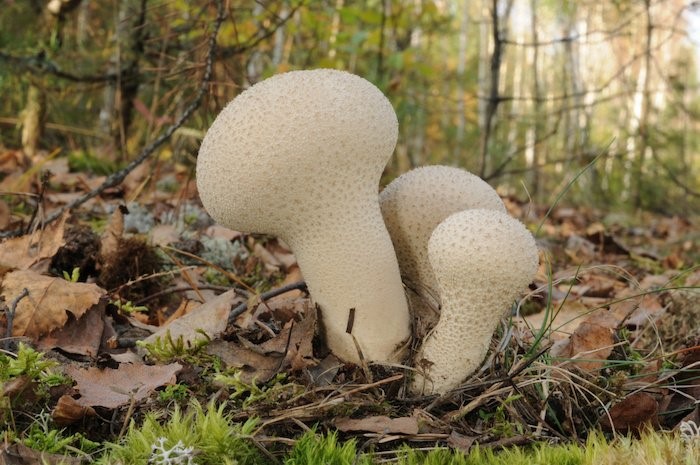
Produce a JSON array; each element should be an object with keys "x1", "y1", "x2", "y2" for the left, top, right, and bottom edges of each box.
[
  {"x1": 111, "y1": 298, "x2": 149, "y2": 315},
  {"x1": 99, "y1": 401, "x2": 262, "y2": 465},
  {"x1": 67, "y1": 151, "x2": 118, "y2": 176},
  {"x1": 22, "y1": 411, "x2": 100, "y2": 457},
  {"x1": 477, "y1": 395, "x2": 525, "y2": 438},
  {"x1": 62, "y1": 267, "x2": 81, "y2": 283},
  {"x1": 285, "y1": 430, "x2": 370, "y2": 465},
  {"x1": 0, "y1": 343, "x2": 64, "y2": 386},
  {"x1": 138, "y1": 330, "x2": 210, "y2": 364},
  {"x1": 158, "y1": 384, "x2": 190, "y2": 404},
  {"x1": 214, "y1": 371, "x2": 302, "y2": 409}
]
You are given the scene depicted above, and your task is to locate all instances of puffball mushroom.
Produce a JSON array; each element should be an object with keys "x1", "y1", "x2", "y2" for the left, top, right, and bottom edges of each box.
[
  {"x1": 196, "y1": 69, "x2": 410, "y2": 364},
  {"x1": 411, "y1": 209, "x2": 538, "y2": 395},
  {"x1": 379, "y1": 166, "x2": 506, "y2": 331}
]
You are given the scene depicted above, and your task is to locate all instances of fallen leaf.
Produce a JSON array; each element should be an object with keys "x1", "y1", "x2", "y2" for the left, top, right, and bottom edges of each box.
[
  {"x1": 447, "y1": 431, "x2": 476, "y2": 452},
  {"x1": 148, "y1": 224, "x2": 180, "y2": 247},
  {"x1": 0, "y1": 442, "x2": 84, "y2": 465},
  {"x1": 520, "y1": 300, "x2": 593, "y2": 342},
  {"x1": 0, "y1": 211, "x2": 69, "y2": 271},
  {"x1": 1, "y1": 270, "x2": 106, "y2": 339},
  {"x1": 0, "y1": 200, "x2": 10, "y2": 230},
  {"x1": 552, "y1": 311, "x2": 618, "y2": 372},
  {"x1": 599, "y1": 392, "x2": 658, "y2": 433},
  {"x1": 204, "y1": 224, "x2": 242, "y2": 241},
  {"x1": 140, "y1": 290, "x2": 239, "y2": 351},
  {"x1": 100, "y1": 206, "x2": 125, "y2": 260},
  {"x1": 335, "y1": 416, "x2": 419, "y2": 435},
  {"x1": 207, "y1": 304, "x2": 316, "y2": 383},
  {"x1": 67, "y1": 363, "x2": 182, "y2": 409},
  {"x1": 1, "y1": 376, "x2": 36, "y2": 403},
  {"x1": 308, "y1": 354, "x2": 342, "y2": 386},
  {"x1": 52, "y1": 394, "x2": 96, "y2": 426},
  {"x1": 37, "y1": 305, "x2": 105, "y2": 357}
]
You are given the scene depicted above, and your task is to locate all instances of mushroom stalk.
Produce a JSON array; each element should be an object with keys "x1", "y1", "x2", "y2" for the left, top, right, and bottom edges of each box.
[
  {"x1": 196, "y1": 69, "x2": 410, "y2": 363},
  {"x1": 411, "y1": 209, "x2": 538, "y2": 395}
]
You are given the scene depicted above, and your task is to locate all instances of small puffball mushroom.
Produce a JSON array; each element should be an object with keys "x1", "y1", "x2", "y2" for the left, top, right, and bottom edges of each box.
[
  {"x1": 379, "y1": 166, "x2": 506, "y2": 331},
  {"x1": 196, "y1": 69, "x2": 410, "y2": 363},
  {"x1": 411, "y1": 209, "x2": 538, "y2": 395}
]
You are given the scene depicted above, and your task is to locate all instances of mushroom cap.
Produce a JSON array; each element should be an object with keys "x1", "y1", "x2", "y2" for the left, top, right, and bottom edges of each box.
[
  {"x1": 196, "y1": 69, "x2": 410, "y2": 363},
  {"x1": 379, "y1": 166, "x2": 506, "y2": 329},
  {"x1": 411, "y1": 209, "x2": 538, "y2": 395},
  {"x1": 197, "y1": 69, "x2": 398, "y2": 238}
]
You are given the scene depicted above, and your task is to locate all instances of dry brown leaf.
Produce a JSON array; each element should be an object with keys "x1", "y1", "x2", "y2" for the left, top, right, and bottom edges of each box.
[
  {"x1": 204, "y1": 225, "x2": 242, "y2": 241},
  {"x1": 0, "y1": 211, "x2": 69, "y2": 270},
  {"x1": 37, "y1": 305, "x2": 105, "y2": 357},
  {"x1": 599, "y1": 392, "x2": 658, "y2": 433},
  {"x1": 207, "y1": 304, "x2": 316, "y2": 383},
  {"x1": 520, "y1": 300, "x2": 592, "y2": 342},
  {"x1": 140, "y1": 290, "x2": 239, "y2": 351},
  {"x1": 447, "y1": 431, "x2": 477, "y2": 452},
  {"x1": 1, "y1": 270, "x2": 105, "y2": 339},
  {"x1": 0, "y1": 200, "x2": 10, "y2": 230},
  {"x1": 67, "y1": 362, "x2": 182, "y2": 409},
  {"x1": 0, "y1": 442, "x2": 84, "y2": 465},
  {"x1": 52, "y1": 394, "x2": 96, "y2": 426},
  {"x1": 100, "y1": 206, "x2": 125, "y2": 259},
  {"x1": 552, "y1": 311, "x2": 618, "y2": 372},
  {"x1": 208, "y1": 341, "x2": 280, "y2": 384},
  {"x1": 1, "y1": 376, "x2": 36, "y2": 403},
  {"x1": 335, "y1": 415, "x2": 419, "y2": 435},
  {"x1": 148, "y1": 224, "x2": 180, "y2": 247}
]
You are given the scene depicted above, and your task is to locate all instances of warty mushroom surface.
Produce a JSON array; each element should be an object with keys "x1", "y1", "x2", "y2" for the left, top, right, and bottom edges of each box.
[
  {"x1": 411, "y1": 208, "x2": 539, "y2": 395},
  {"x1": 379, "y1": 166, "x2": 506, "y2": 333},
  {"x1": 196, "y1": 69, "x2": 410, "y2": 364}
]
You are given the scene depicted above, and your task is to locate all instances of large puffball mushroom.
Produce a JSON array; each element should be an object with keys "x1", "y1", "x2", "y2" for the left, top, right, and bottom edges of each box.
[
  {"x1": 379, "y1": 166, "x2": 506, "y2": 332},
  {"x1": 411, "y1": 209, "x2": 538, "y2": 395},
  {"x1": 196, "y1": 69, "x2": 410, "y2": 364}
]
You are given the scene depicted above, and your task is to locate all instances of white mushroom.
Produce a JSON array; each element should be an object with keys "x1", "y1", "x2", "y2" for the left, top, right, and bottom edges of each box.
[
  {"x1": 196, "y1": 69, "x2": 410, "y2": 363},
  {"x1": 411, "y1": 209, "x2": 538, "y2": 395},
  {"x1": 379, "y1": 166, "x2": 506, "y2": 332}
]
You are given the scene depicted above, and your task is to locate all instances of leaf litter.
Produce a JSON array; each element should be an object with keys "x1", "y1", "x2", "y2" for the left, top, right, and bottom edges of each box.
[{"x1": 0, "y1": 155, "x2": 697, "y2": 462}]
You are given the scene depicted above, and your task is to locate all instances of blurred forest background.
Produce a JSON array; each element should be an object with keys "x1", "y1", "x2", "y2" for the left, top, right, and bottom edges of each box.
[{"x1": 1, "y1": 0, "x2": 699, "y2": 215}]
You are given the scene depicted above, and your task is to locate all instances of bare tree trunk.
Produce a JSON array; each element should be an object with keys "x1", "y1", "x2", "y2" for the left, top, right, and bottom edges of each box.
[
  {"x1": 479, "y1": 0, "x2": 513, "y2": 178},
  {"x1": 632, "y1": 0, "x2": 653, "y2": 209},
  {"x1": 100, "y1": 0, "x2": 147, "y2": 159},
  {"x1": 527, "y1": 0, "x2": 542, "y2": 199},
  {"x1": 454, "y1": 0, "x2": 470, "y2": 164},
  {"x1": 477, "y1": 0, "x2": 489, "y2": 167},
  {"x1": 328, "y1": 0, "x2": 344, "y2": 60},
  {"x1": 21, "y1": 82, "x2": 46, "y2": 157}
]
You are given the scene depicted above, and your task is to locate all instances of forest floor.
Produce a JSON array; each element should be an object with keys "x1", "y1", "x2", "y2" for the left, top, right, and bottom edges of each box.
[{"x1": 0, "y1": 147, "x2": 698, "y2": 464}]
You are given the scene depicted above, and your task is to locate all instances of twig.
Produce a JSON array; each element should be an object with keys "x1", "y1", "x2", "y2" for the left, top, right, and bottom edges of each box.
[
  {"x1": 4, "y1": 288, "x2": 29, "y2": 350},
  {"x1": 227, "y1": 281, "x2": 308, "y2": 326},
  {"x1": 134, "y1": 284, "x2": 241, "y2": 305},
  {"x1": 116, "y1": 281, "x2": 307, "y2": 349},
  {"x1": 0, "y1": 0, "x2": 226, "y2": 239}
]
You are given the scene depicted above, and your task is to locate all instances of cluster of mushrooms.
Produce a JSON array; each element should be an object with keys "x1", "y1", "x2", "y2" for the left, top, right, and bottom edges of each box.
[{"x1": 196, "y1": 69, "x2": 539, "y2": 395}]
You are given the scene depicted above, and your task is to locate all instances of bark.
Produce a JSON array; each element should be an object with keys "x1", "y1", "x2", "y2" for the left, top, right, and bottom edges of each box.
[
  {"x1": 454, "y1": 0, "x2": 470, "y2": 163},
  {"x1": 328, "y1": 0, "x2": 344, "y2": 60},
  {"x1": 479, "y1": 0, "x2": 514, "y2": 178},
  {"x1": 100, "y1": 0, "x2": 148, "y2": 158},
  {"x1": 21, "y1": 82, "x2": 46, "y2": 157},
  {"x1": 528, "y1": 0, "x2": 542, "y2": 199},
  {"x1": 632, "y1": 0, "x2": 653, "y2": 209}
]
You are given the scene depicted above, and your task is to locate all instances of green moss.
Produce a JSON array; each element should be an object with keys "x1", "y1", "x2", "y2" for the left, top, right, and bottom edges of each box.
[{"x1": 99, "y1": 401, "x2": 263, "y2": 465}]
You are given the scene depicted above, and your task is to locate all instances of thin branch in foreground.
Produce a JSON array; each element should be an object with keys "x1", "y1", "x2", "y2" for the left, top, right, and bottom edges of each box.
[
  {"x1": 4, "y1": 287, "x2": 29, "y2": 350},
  {"x1": 0, "y1": 0, "x2": 226, "y2": 239},
  {"x1": 227, "y1": 281, "x2": 308, "y2": 326}
]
